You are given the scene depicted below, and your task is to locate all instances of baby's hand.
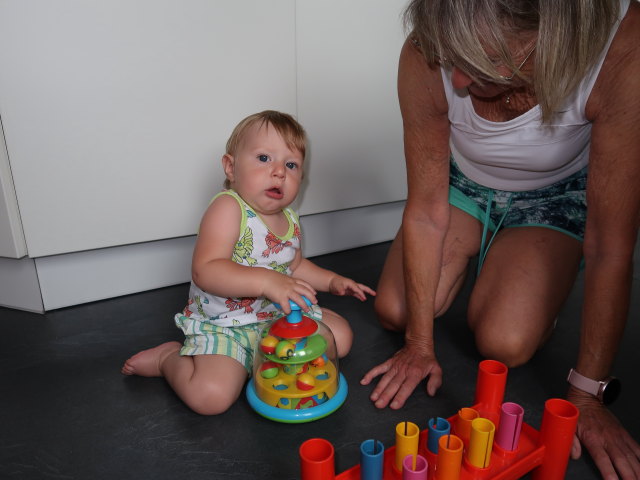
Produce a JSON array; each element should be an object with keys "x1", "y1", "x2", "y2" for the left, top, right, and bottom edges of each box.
[
  {"x1": 262, "y1": 270, "x2": 318, "y2": 314},
  {"x1": 329, "y1": 275, "x2": 376, "y2": 301}
]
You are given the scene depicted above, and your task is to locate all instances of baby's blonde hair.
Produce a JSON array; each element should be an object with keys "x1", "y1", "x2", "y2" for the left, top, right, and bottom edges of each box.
[{"x1": 224, "y1": 110, "x2": 307, "y2": 189}]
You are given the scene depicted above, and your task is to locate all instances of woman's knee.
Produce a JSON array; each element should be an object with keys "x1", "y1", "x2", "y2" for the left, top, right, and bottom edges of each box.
[
  {"x1": 469, "y1": 292, "x2": 558, "y2": 367},
  {"x1": 474, "y1": 332, "x2": 535, "y2": 368},
  {"x1": 373, "y1": 284, "x2": 456, "y2": 330},
  {"x1": 470, "y1": 314, "x2": 538, "y2": 368},
  {"x1": 374, "y1": 294, "x2": 405, "y2": 332}
]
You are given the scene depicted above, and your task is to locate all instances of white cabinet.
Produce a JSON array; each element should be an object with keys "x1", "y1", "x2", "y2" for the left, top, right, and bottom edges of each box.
[
  {"x1": 0, "y1": 1, "x2": 299, "y2": 258},
  {"x1": 0, "y1": 1, "x2": 407, "y2": 311},
  {"x1": 296, "y1": 0, "x2": 407, "y2": 215}
]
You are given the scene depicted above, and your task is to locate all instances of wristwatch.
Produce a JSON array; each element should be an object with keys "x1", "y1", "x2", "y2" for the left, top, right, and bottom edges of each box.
[{"x1": 567, "y1": 368, "x2": 621, "y2": 405}]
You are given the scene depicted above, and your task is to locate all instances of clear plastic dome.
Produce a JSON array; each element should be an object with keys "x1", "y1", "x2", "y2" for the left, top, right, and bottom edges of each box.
[{"x1": 246, "y1": 299, "x2": 347, "y2": 423}]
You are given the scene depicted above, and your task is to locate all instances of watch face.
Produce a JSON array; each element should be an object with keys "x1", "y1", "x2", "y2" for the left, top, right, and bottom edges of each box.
[{"x1": 602, "y1": 378, "x2": 621, "y2": 405}]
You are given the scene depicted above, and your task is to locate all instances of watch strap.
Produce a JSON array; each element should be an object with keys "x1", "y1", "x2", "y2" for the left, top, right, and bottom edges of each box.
[{"x1": 566, "y1": 368, "x2": 602, "y2": 397}]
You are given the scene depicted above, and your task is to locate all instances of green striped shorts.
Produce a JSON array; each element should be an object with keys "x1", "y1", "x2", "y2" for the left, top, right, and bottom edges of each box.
[
  {"x1": 174, "y1": 305, "x2": 323, "y2": 375},
  {"x1": 174, "y1": 314, "x2": 262, "y2": 374}
]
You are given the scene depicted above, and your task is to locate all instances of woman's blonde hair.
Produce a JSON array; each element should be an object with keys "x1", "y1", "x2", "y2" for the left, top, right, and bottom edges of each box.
[
  {"x1": 404, "y1": 0, "x2": 620, "y2": 122},
  {"x1": 224, "y1": 110, "x2": 307, "y2": 188}
]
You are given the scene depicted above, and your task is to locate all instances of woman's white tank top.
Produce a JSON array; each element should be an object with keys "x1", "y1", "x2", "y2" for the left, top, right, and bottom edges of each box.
[{"x1": 440, "y1": 0, "x2": 629, "y2": 191}]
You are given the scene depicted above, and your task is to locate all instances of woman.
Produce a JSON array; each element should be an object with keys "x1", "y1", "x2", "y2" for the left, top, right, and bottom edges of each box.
[{"x1": 361, "y1": 0, "x2": 640, "y2": 478}]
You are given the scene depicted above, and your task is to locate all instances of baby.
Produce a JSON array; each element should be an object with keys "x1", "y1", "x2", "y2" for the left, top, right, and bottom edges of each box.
[{"x1": 122, "y1": 110, "x2": 375, "y2": 415}]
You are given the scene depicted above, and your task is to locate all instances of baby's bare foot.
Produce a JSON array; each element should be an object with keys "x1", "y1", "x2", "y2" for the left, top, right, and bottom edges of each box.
[{"x1": 121, "y1": 341, "x2": 181, "y2": 377}]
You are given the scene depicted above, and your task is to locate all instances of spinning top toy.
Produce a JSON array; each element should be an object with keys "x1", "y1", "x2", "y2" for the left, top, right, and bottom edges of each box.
[{"x1": 246, "y1": 297, "x2": 347, "y2": 423}]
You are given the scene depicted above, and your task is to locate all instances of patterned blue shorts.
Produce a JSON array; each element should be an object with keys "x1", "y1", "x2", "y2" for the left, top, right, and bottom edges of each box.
[
  {"x1": 449, "y1": 159, "x2": 587, "y2": 241},
  {"x1": 448, "y1": 158, "x2": 587, "y2": 274}
]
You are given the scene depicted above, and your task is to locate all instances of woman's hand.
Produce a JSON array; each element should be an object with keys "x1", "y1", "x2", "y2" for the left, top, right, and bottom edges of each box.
[
  {"x1": 569, "y1": 388, "x2": 640, "y2": 479},
  {"x1": 360, "y1": 342, "x2": 442, "y2": 409}
]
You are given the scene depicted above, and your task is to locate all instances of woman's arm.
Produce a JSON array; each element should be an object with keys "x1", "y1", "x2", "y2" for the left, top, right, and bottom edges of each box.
[
  {"x1": 361, "y1": 37, "x2": 452, "y2": 408},
  {"x1": 400, "y1": 36, "x2": 452, "y2": 380},
  {"x1": 573, "y1": 5, "x2": 640, "y2": 477}
]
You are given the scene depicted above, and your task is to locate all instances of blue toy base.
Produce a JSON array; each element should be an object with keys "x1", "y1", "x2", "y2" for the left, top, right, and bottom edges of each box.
[{"x1": 246, "y1": 374, "x2": 348, "y2": 423}]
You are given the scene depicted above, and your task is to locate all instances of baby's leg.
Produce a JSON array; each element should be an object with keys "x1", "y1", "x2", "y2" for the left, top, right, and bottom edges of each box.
[
  {"x1": 162, "y1": 353, "x2": 247, "y2": 415},
  {"x1": 123, "y1": 344, "x2": 247, "y2": 415},
  {"x1": 121, "y1": 341, "x2": 182, "y2": 377},
  {"x1": 319, "y1": 307, "x2": 353, "y2": 358}
]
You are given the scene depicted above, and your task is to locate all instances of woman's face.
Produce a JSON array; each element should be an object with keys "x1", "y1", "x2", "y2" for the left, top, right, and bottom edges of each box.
[
  {"x1": 449, "y1": 38, "x2": 536, "y2": 99},
  {"x1": 451, "y1": 67, "x2": 510, "y2": 98}
]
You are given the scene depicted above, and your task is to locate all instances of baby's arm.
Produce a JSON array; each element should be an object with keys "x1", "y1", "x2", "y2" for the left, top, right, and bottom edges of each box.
[
  {"x1": 191, "y1": 194, "x2": 317, "y2": 312},
  {"x1": 291, "y1": 257, "x2": 376, "y2": 301}
]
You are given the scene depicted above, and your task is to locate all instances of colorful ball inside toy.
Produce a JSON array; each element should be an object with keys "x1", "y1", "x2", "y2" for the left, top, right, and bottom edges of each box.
[
  {"x1": 284, "y1": 362, "x2": 309, "y2": 376},
  {"x1": 260, "y1": 335, "x2": 279, "y2": 354},
  {"x1": 259, "y1": 361, "x2": 280, "y2": 379},
  {"x1": 296, "y1": 373, "x2": 316, "y2": 391},
  {"x1": 310, "y1": 354, "x2": 328, "y2": 368},
  {"x1": 276, "y1": 340, "x2": 295, "y2": 360}
]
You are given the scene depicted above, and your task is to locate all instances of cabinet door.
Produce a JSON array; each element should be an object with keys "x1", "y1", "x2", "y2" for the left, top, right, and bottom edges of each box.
[
  {"x1": 296, "y1": 0, "x2": 407, "y2": 215},
  {"x1": 0, "y1": 1, "x2": 298, "y2": 257}
]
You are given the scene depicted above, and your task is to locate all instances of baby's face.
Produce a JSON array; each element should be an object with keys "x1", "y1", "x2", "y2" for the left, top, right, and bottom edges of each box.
[{"x1": 224, "y1": 123, "x2": 304, "y2": 216}]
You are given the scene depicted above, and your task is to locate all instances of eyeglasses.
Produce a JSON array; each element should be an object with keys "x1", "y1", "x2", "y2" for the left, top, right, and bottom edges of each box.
[
  {"x1": 500, "y1": 44, "x2": 536, "y2": 81},
  {"x1": 437, "y1": 43, "x2": 536, "y2": 84}
]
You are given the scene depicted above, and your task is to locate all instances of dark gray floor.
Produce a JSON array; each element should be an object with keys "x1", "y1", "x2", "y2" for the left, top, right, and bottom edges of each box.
[{"x1": 1, "y1": 241, "x2": 638, "y2": 479}]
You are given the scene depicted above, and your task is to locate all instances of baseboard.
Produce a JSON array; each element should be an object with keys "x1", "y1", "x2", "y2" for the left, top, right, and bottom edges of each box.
[
  {"x1": 35, "y1": 236, "x2": 196, "y2": 311},
  {"x1": 3, "y1": 201, "x2": 639, "y2": 314},
  {"x1": 2, "y1": 201, "x2": 404, "y2": 312}
]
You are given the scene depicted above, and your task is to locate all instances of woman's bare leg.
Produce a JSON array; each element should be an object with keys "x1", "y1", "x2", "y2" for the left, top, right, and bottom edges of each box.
[
  {"x1": 468, "y1": 227, "x2": 582, "y2": 367},
  {"x1": 374, "y1": 206, "x2": 484, "y2": 330}
]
